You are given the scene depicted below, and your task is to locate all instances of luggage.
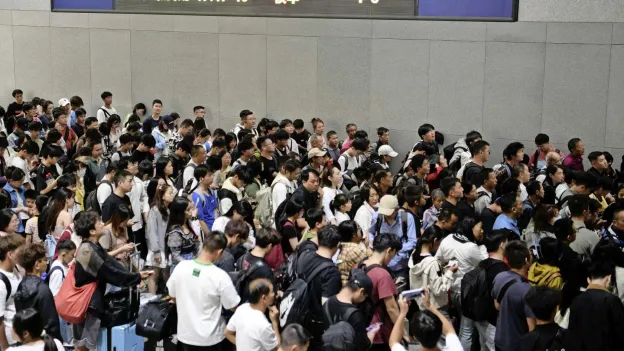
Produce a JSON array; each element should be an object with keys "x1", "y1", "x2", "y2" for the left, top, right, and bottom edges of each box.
[
  {"x1": 136, "y1": 298, "x2": 177, "y2": 340},
  {"x1": 98, "y1": 323, "x2": 144, "y2": 351}
]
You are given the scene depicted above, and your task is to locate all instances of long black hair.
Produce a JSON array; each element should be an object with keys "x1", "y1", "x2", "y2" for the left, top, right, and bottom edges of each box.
[
  {"x1": 224, "y1": 201, "x2": 255, "y2": 231},
  {"x1": 167, "y1": 196, "x2": 192, "y2": 232},
  {"x1": 13, "y1": 308, "x2": 58, "y2": 351},
  {"x1": 412, "y1": 225, "x2": 444, "y2": 265}
]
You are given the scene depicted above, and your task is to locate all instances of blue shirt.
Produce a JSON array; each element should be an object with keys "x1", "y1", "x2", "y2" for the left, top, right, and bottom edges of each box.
[
  {"x1": 70, "y1": 110, "x2": 77, "y2": 127},
  {"x1": 368, "y1": 210, "x2": 418, "y2": 271},
  {"x1": 192, "y1": 189, "x2": 218, "y2": 230},
  {"x1": 2, "y1": 183, "x2": 25, "y2": 233},
  {"x1": 492, "y1": 214, "x2": 520, "y2": 236}
]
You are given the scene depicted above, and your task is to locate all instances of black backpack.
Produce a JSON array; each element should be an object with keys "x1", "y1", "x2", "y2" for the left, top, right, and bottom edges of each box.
[
  {"x1": 322, "y1": 302, "x2": 358, "y2": 351},
  {"x1": 278, "y1": 251, "x2": 334, "y2": 329},
  {"x1": 347, "y1": 190, "x2": 363, "y2": 219},
  {"x1": 136, "y1": 299, "x2": 177, "y2": 340},
  {"x1": 0, "y1": 272, "x2": 11, "y2": 302},
  {"x1": 232, "y1": 257, "x2": 265, "y2": 297},
  {"x1": 446, "y1": 143, "x2": 468, "y2": 174},
  {"x1": 175, "y1": 164, "x2": 197, "y2": 190},
  {"x1": 461, "y1": 260, "x2": 497, "y2": 321},
  {"x1": 84, "y1": 180, "x2": 113, "y2": 214}
]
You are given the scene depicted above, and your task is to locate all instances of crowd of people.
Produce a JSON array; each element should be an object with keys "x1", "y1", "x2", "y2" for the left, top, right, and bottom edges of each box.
[{"x1": 0, "y1": 88, "x2": 622, "y2": 351}]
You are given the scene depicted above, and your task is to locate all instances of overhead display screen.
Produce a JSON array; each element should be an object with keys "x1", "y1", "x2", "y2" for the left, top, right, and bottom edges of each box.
[{"x1": 52, "y1": 0, "x2": 517, "y2": 21}]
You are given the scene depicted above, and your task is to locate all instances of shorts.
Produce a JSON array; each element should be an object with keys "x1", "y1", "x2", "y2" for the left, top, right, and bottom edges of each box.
[
  {"x1": 73, "y1": 311, "x2": 101, "y2": 351},
  {"x1": 146, "y1": 250, "x2": 168, "y2": 269}
]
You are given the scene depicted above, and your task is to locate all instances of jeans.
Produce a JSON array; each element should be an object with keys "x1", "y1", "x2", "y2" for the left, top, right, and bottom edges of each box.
[
  {"x1": 59, "y1": 317, "x2": 72, "y2": 345},
  {"x1": 474, "y1": 321, "x2": 496, "y2": 351}
]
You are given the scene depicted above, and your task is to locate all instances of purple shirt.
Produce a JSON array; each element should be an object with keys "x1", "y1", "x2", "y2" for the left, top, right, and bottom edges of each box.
[{"x1": 563, "y1": 154, "x2": 584, "y2": 171}]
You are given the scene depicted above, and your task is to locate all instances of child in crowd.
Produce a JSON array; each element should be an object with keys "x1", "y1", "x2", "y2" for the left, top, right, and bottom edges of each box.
[
  {"x1": 25, "y1": 195, "x2": 47, "y2": 244},
  {"x1": 423, "y1": 188, "x2": 444, "y2": 230},
  {"x1": 331, "y1": 194, "x2": 352, "y2": 225},
  {"x1": 189, "y1": 166, "x2": 218, "y2": 232}
]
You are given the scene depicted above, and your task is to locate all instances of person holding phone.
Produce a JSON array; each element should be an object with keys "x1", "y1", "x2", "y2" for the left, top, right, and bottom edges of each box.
[{"x1": 389, "y1": 291, "x2": 463, "y2": 351}]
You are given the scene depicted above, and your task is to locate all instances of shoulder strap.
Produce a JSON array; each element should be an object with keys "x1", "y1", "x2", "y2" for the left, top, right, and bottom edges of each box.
[
  {"x1": 100, "y1": 179, "x2": 113, "y2": 192},
  {"x1": 306, "y1": 260, "x2": 334, "y2": 283},
  {"x1": 0, "y1": 272, "x2": 10, "y2": 302},
  {"x1": 374, "y1": 214, "x2": 383, "y2": 237},
  {"x1": 496, "y1": 278, "x2": 519, "y2": 303},
  {"x1": 46, "y1": 265, "x2": 65, "y2": 282},
  {"x1": 99, "y1": 108, "x2": 111, "y2": 118},
  {"x1": 399, "y1": 210, "x2": 409, "y2": 242},
  {"x1": 544, "y1": 272, "x2": 562, "y2": 286}
]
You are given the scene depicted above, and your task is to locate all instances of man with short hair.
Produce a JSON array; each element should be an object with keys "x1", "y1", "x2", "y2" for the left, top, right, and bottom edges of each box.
[
  {"x1": 492, "y1": 193, "x2": 523, "y2": 236},
  {"x1": 518, "y1": 180, "x2": 543, "y2": 232},
  {"x1": 11, "y1": 140, "x2": 38, "y2": 190},
  {"x1": 272, "y1": 160, "x2": 301, "y2": 216},
  {"x1": 558, "y1": 172, "x2": 596, "y2": 218},
  {"x1": 495, "y1": 142, "x2": 525, "y2": 196},
  {"x1": 338, "y1": 138, "x2": 368, "y2": 173},
  {"x1": 370, "y1": 127, "x2": 389, "y2": 154},
  {"x1": 257, "y1": 136, "x2": 278, "y2": 185},
  {"x1": 459, "y1": 140, "x2": 490, "y2": 184},
  {"x1": 120, "y1": 156, "x2": 148, "y2": 257},
  {"x1": 587, "y1": 151, "x2": 608, "y2": 179},
  {"x1": 340, "y1": 123, "x2": 358, "y2": 153},
  {"x1": 35, "y1": 145, "x2": 63, "y2": 195},
  {"x1": 194, "y1": 105, "x2": 205, "y2": 120},
  {"x1": 361, "y1": 234, "x2": 403, "y2": 349},
  {"x1": 274, "y1": 129, "x2": 294, "y2": 159},
  {"x1": 474, "y1": 168, "x2": 497, "y2": 216},
  {"x1": 395, "y1": 155, "x2": 428, "y2": 190},
  {"x1": 232, "y1": 110, "x2": 258, "y2": 140},
  {"x1": 238, "y1": 228, "x2": 281, "y2": 303},
  {"x1": 294, "y1": 225, "x2": 342, "y2": 350},
  {"x1": 491, "y1": 241, "x2": 535, "y2": 351},
  {"x1": 325, "y1": 131, "x2": 340, "y2": 163},
  {"x1": 22, "y1": 103, "x2": 38, "y2": 123},
  {"x1": 450, "y1": 130, "x2": 482, "y2": 170},
  {"x1": 71, "y1": 108, "x2": 87, "y2": 138},
  {"x1": 101, "y1": 170, "x2": 134, "y2": 223},
  {"x1": 96, "y1": 91, "x2": 117, "y2": 124},
  {"x1": 218, "y1": 166, "x2": 250, "y2": 215},
  {"x1": 168, "y1": 232, "x2": 240, "y2": 351},
  {"x1": 563, "y1": 138, "x2": 584, "y2": 171},
  {"x1": 568, "y1": 194, "x2": 600, "y2": 256},
  {"x1": 183, "y1": 145, "x2": 207, "y2": 191},
  {"x1": 278, "y1": 324, "x2": 312, "y2": 351},
  {"x1": 514, "y1": 163, "x2": 530, "y2": 202},
  {"x1": 7, "y1": 117, "x2": 28, "y2": 149},
  {"x1": 132, "y1": 134, "x2": 156, "y2": 163},
  {"x1": 440, "y1": 177, "x2": 463, "y2": 212},
  {"x1": 111, "y1": 133, "x2": 135, "y2": 163},
  {"x1": 142, "y1": 99, "x2": 163, "y2": 135},
  {"x1": 290, "y1": 169, "x2": 322, "y2": 212},
  {"x1": 376, "y1": 145, "x2": 398, "y2": 170},
  {"x1": 232, "y1": 138, "x2": 254, "y2": 171},
  {"x1": 528, "y1": 134, "x2": 563, "y2": 172},
  {"x1": 225, "y1": 278, "x2": 280, "y2": 351},
  {"x1": 6, "y1": 89, "x2": 24, "y2": 122},
  {"x1": 520, "y1": 287, "x2": 564, "y2": 351},
  {"x1": 169, "y1": 119, "x2": 194, "y2": 155}
]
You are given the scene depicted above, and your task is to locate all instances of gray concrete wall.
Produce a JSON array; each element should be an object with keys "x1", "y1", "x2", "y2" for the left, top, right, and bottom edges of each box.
[{"x1": 1, "y1": 0, "x2": 624, "y2": 168}]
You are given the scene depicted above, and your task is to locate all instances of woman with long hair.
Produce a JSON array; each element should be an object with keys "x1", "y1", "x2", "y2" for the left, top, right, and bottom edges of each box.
[
  {"x1": 541, "y1": 164, "x2": 565, "y2": 205},
  {"x1": 0, "y1": 208, "x2": 19, "y2": 236},
  {"x1": 125, "y1": 103, "x2": 146, "y2": 127},
  {"x1": 321, "y1": 165, "x2": 343, "y2": 225},
  {"x1": 166, "y1": 197, "x2": 200, "y2": 271},
  {"x1": 152, "y1": 118, "x2": 172, "y2": 160},
  {"x1": 9, "y1": 308, "x2": 63, "y2": 351},
  {"x1": 410, "y1": 225, "x2": 455, "y2": 311},
  {"x1": 307, "y1": 118, "x2": 326, "y2": 149},
  {"x1": 354, "y1": 183, "x2": 379, "y2": 243},
  {"x1": 100, "y1": 204, "x2": 134, "y2": 268},
  {"x1": 147, "y1": 156, "x2": 177, "y2": 204},
  {"x1": 523, "y1": 204, "x2": 559, "y2": 252},
  {"x1": 106, "y1": 114, "x2": 122, "y2": 146},
  {"x1": 225, "y1": 133, "x2": 237, "y2": 154},
  {"x1": 44, "y1": 188, "x2": 74, "y2": 241},
  {"x1": 146, "y1": 184, "x2": 175, "y2": 294},
  {"x1": 278, "y1": 199, "x2": 305, "y2": 257},
  {"x1": 336, "y1": 220, "x2": 368, "y2": 285}
]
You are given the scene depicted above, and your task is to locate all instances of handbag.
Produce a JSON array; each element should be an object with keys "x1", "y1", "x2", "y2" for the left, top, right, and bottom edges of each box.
[
  {"x1": 136, "y1": 299, "x2": 178, "y2": 340},
  {"x1": 100, "y1": 288, "x2": 137, "y2": 328},
  {"x1": 54, "y1": 263, "x2": 97, "y2": 324}
]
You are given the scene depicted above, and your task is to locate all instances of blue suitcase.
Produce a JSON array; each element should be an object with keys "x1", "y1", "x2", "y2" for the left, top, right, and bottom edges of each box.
[{"x1": 97, "y1": 323, "x2": 145, "y2": 351}]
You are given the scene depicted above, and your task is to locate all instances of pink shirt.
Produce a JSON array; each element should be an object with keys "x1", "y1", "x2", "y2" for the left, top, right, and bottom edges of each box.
[
  {"x1": 340, "y1": 138, "x2": 353, "y2": 153},
  {"x1": 563, "y1": 154, "x2": 584, "y2": 171}
]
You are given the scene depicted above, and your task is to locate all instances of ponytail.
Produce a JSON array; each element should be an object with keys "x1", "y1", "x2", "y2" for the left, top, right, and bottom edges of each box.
[
  {"x1": 43, "y1": 334, "x2": 59, "y2": 351},
  {"x1": 331, "y1": 194, "x2": 349, "y2": 215},
  {"x1": 412, "y1": 226, "x2": 443, "y2": 265}
]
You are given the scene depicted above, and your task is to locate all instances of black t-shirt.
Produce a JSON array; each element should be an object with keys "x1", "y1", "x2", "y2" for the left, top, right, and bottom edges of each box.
[
  {"x1": 101, "y1": 193, "x2": 132, "y2": 223},
  {"x1": 520, "y1": 323, "x2": 563, "y2": 351},
  {"x1": 481, "y1": 258, "x2": 509, "y2": 326},
  {"x1": 239, "y1": 253, "x2": 275, "y2": 303},
  {"x1": 291, "y1": 130, "x2": 310, "y2": 151},
  {"x1": 280, "y1": 219, "x2": 301, "y2": 256},
  {"x1": 463, "y1": 162, "x2": 484, "y2": 185},
  {"x1": 6, "y1": 102, "x2": 24, "y2": 119},
  {"x1": 323, "y1": 296, "x2": 371, "y2": 350},
  {"x1": 142, "y1": 116, "x2": 161, "y2": 135},
  {"x1": 296, "y1": 250, "x2": 342, "y2": 336},
  {"x1": 440, "y1": 200, "x2": 458, "y2": 214},
  {"x1": 456, "y1": 200, "x2": 475, "y2": 220},
  {"x1": 170, "y1": 154, "x2": 187, "y2": 180},
  {"x1": 35, "y1": 164, "x2": 60, "y2": 195},
  {"x1": 260, "y1": 155, "x2": 278, "y2": 185},
  {"x1": 72, "y1": 124, "x2": 85, "y2": 138}
]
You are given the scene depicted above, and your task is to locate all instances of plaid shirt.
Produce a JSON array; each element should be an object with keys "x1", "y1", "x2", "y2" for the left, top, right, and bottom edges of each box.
[
  {"x1": 337, "y1": 242, "x2": 370, "y2": 285},
  {"x1": 422, "y1": 206, "x2": 439, "y2": 230}
]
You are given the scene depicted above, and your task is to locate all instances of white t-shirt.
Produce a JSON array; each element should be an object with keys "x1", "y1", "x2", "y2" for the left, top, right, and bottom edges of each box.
[
  {"x1": 211, "y1": 216, "x2": 231, "y2": 234},
  {"x1": 226, "y1": 303, "x2": 278, "y2": 351},
  {"x1": 10, "y1": 157, "x2": 31, "y2": 189},
  {"x1": 167, "y1": 260, "x2": 240, "y2": 347},
  {"x1": 391, "y1": 333, "x2": 462, "y2": 351},
  {"x1": 48, "y1": 260, "x2": 68, "y2": 297},
  {"x1": 97, "y1": 106, "x2": 117, "y2": 124},
  {"x1": 7, "y1": 339, "x2": 64, "y2": 351},
  {"x1": 0, "y1": 268, "x2": 22, "y2": 346},
  {"x1": 338, "y1": 152, "x2": 359, "y2": 173}
]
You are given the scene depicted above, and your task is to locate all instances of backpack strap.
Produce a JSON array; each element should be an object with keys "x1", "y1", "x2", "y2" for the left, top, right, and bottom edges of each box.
[
  {"x1": 100, "y1": 179, "x2": 113, "y2": 193},
  {"x1": 532, "y1": 149, "x2": 540, "y2": 169},
  {"x1": 305, "y1": 260, "x2": 334, "y2": 283},
  {"x1": 46, "y1": 265, "x2": 65, "y2": 283},
  {"x1": 0, "y1": 272, "x2": 11, "y2": 302},
  {"x1": 496, "y1": 279, "x2": 519, "y2": 303},
  {"x1": 374, "y1": 214, "x2": 383, "y2": 237},
  {"x1": 544, "y1": 272, "x2": 562, "y2": 287}
]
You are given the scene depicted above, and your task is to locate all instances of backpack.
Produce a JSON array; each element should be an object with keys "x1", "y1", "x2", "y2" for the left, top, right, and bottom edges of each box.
[
  {"x1": 255, "y1": 182, "x2": 279, "y2": 227},
  {"x1": 99, "y1": 108, "x2": 112, "y2": 122},
  {"x1": 174, "y1": 164, "x2": 197, "y2": 190},
  {"x1": 322, "y1": 303, "x2": 358, "y2": 351},
  {"x1": 45, "y1": 265, "x2": 65, "y2": 285},
  {"x1": 447, "y1": 143, "x2": 468, "y2": 174},
  {"x1": 0, "y1": 271, "x2": 11, "y2": 302},
  {"x1": 494, "y1": 163, "x2": 512, "y2": 195},
  {"x1": 232, "y1": 258, "x2": 266, "y2": 297},
  {"x1": 338, "y1": 154, "x2": 358, "y2": 190},
  {"x1": 278, "y1": 252, "x2": 334, "y2": 328},
  {"x1": 461, "y1": 260, "x2": 497, "y2": 321},
  {"x1": 84, "y1": 180, "x2": 113, "y2": 215}
]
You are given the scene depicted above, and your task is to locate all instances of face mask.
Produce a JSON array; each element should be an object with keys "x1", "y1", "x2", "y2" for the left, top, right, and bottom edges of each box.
[{"x1": 77, "y1": 169, "x2": 86, "y2": 177}]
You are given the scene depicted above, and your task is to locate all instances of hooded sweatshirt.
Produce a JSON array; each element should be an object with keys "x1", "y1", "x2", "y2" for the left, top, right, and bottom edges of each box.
[
  {"x1": 218, "y1": 177, "x2": 243, "y2": 215},
  {"x1": 528, "y1": 263, "x2": 563, "y2": 289},
  {"x1": 449, "y1": 138, "x2": 471, "y2": 168},
  {"x1": 409, "y1": 254, "x2": 454, "y2": 310},
  {"x1": 14, "y1": 276, "x2": 62, "y2": 341}
]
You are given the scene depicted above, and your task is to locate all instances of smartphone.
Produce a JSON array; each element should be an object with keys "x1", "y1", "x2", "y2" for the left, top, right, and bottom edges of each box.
[
  {"x1": 401, "y1": 288, "x2": 425, "y2": 300},
  {"x1": 366, "y1": 323, "x2": 382, "y2": 332}
]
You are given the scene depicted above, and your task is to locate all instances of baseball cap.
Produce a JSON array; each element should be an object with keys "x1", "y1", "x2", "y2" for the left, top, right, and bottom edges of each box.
[
  {"x1": 16, "y1": 118, "x2": 29, "y2": 130},
  {"x1": 349, "y1": 269, "x2": 373, "y2": 297},
  {"x1": 308, "y1": 148, "x2": 327, "y2": 158},
  {"x1": 378, "y1": 195, "x2": 399, "y2": 216},
  {"x1": 163, "y1": 115, "x2": 175, "y2": 129},
  {"x1": 58, "y1": 98, "x2": 70, "y2": 107},
  {"x1": 378, "y1": 145, "x2": 398, "y2": 158}
]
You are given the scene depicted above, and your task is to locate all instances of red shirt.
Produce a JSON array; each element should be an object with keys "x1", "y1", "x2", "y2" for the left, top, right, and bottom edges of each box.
[
  {"x1": 563, "y1": 154, "x2": 584, "y2": 171},
  {"x1": 52, "y1": 225, "x2": 73, "y2": 261},
  {"x1": 367, "y1": 265, "x2": 398, "y2": 344}
]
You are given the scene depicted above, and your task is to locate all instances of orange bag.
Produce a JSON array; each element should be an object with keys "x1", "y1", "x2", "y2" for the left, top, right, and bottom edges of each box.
[{"x1": 54, "y1": 263, "x2": 97, "y2": 324}]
